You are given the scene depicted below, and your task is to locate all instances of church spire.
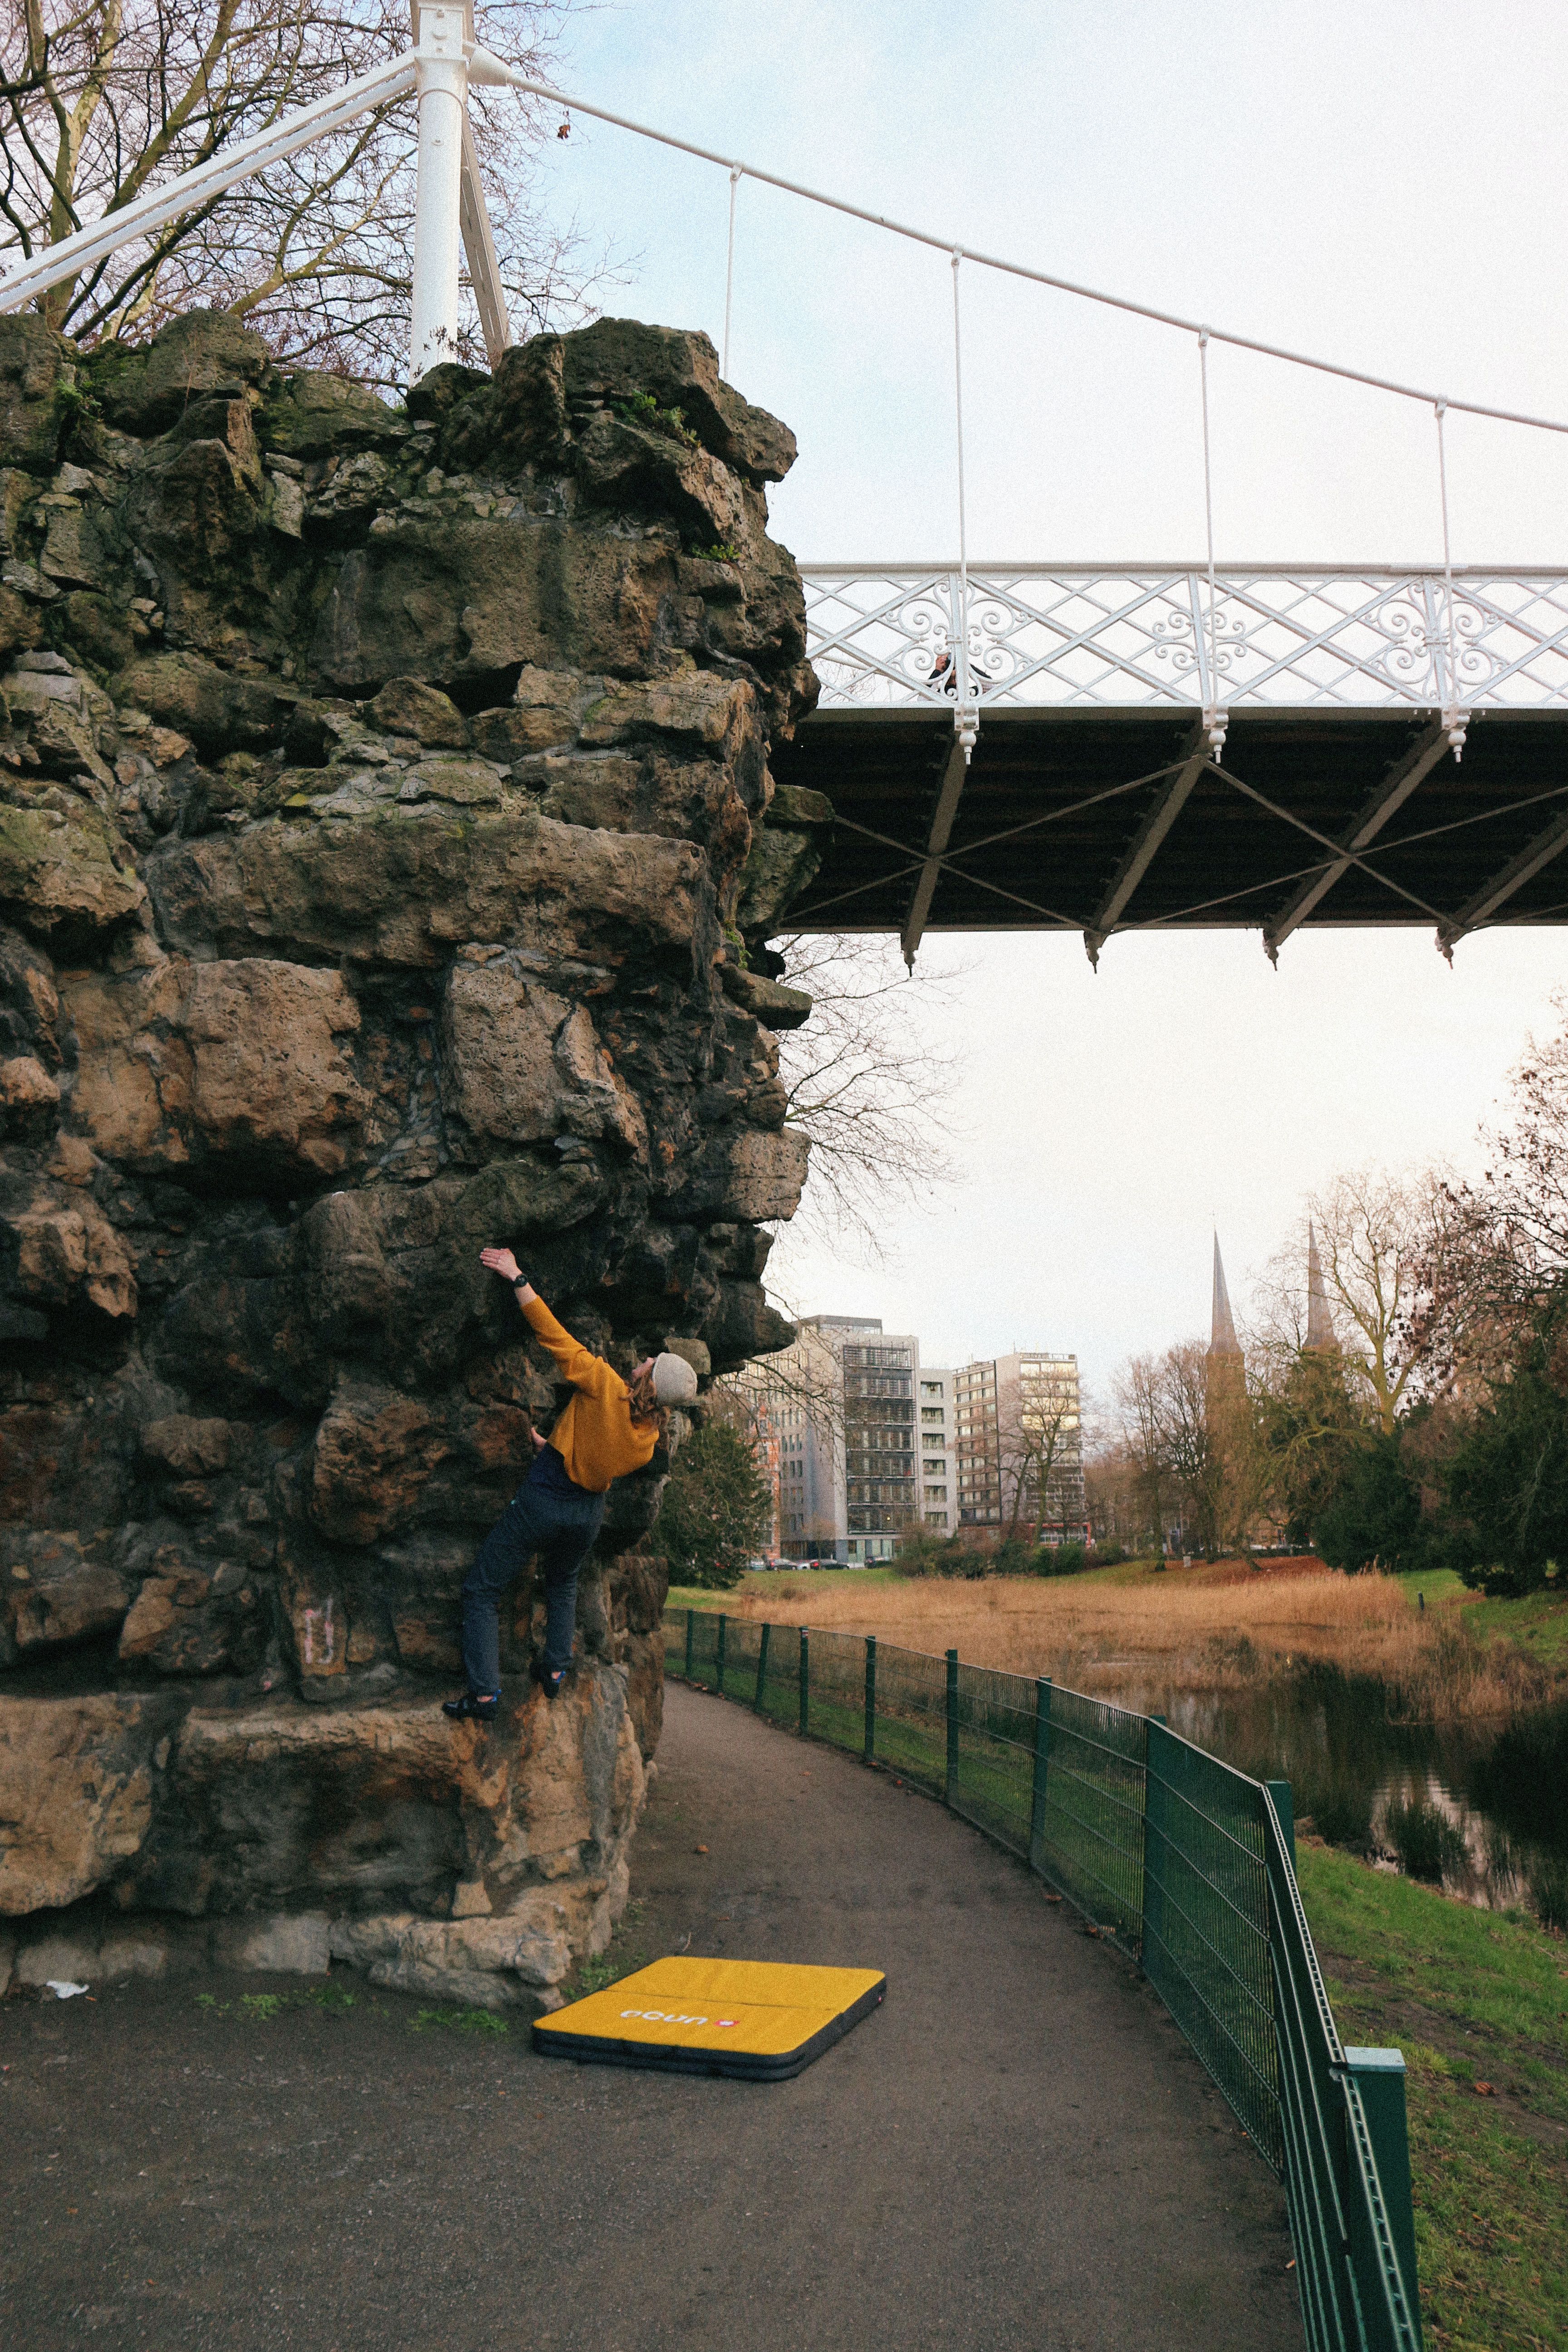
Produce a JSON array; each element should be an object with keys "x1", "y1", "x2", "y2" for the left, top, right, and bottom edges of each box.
[
  {"x1": 1210, "y1": 1233, "x2": 1241, "y2": 1356},
  {"x1": 1306, "y1": 1221, "x2": 1335, "y2": 1350}
]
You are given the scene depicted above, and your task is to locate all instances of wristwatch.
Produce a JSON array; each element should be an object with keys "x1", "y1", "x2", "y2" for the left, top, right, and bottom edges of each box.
[{"x1": 511, "y1": 1274, "x2": 530, "y2": 1292}]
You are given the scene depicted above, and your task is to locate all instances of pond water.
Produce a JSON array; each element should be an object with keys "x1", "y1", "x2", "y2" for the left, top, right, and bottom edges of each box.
[{"x1": 1126, "y1": 1667, "x2": 1568, "y2": 1928}]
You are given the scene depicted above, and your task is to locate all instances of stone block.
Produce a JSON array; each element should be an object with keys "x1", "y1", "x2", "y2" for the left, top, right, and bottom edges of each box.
[
  {"x1": 98, "y1": 1925, "x2": 172, "y2": 1980},
  {"x1": 0, "y1": 1695, "x2": 157, "y2": 1914},
  {"x1": 17, "y1": 1930, "x2": 101, "y2": 1986},
  {"x1": 0, "y1": 799, "x2": 144, "y2": 942},
  {"x1": 213, "y1": 1911, "x2": 331, "y2": 1975}
]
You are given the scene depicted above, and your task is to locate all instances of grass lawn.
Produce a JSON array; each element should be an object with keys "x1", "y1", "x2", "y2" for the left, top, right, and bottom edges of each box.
[
  {"x1": 1298, "y1": 1842, "x2": 1568, "y2": 2352},
  {"x1": 666, "y1": 1567, "x2": 903, "y2": 1610}
]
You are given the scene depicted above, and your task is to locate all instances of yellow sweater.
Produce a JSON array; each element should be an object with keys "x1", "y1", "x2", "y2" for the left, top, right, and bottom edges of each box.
[{"x1": 521, "y1": 1296, "x2": 658, "y2": 1493}]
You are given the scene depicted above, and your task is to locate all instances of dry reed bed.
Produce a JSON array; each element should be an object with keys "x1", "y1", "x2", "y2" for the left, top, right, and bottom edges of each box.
[{"x1": 711, "y1": 1568, "x2": 1555, "y2": 1722}]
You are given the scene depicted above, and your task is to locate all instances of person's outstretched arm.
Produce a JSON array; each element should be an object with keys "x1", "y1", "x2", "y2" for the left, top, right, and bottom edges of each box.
[
  {"x1": 479, "y1": 1247, "x2": 615, "y2": 1397},
  {"x1": 481, "y1": 1245, "x2": 536, "y2": 1310}
]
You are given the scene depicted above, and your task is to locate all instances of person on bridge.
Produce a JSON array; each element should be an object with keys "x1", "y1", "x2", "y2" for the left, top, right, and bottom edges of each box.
[{"x1": 444, "y1": 1248, "x2": 699, "y2": 1722}]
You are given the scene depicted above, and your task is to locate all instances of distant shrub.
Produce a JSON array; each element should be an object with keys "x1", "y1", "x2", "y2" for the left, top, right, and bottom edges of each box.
[
  {"x1": 892, "y1": 1529, "x2": 970, "y2": 1578},
  {"x1": 990, "y1": 1537, "x2": 1039, "y2": 1577},
  {"x1": 1038, "y1": 1541, "x2": 1091, "y2": 1578},
  {"x1": 1091, "y1": 1542, "x2": 1128, "y2": 1567}
]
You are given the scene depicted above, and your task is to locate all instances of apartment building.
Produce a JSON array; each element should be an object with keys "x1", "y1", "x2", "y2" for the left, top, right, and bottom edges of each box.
[
  {"x1": 917, "y1": 1367, "x2": 958, "y2": 1532},
  {"x1": 745, "y1": 1324, "x2": 1083, "y2": 1560},
  {"x1": 739, "y1": 1318, "x2": 845, "y2": 1558},
  {"x1": 823, "y1": 1316, "x2": 920, "y2": 1563},
  {"x1": 955, "y1": 1351, "x2": 1087, "y2": 1543}
]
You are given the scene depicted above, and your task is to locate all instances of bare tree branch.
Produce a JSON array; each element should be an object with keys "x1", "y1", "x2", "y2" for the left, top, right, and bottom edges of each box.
[{"x1": 0, "y1": 0, "x2": 617, "y2": 381}]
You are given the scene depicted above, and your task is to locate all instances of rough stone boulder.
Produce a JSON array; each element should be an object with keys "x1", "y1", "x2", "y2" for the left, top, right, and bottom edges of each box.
[{"x1": 0, "y1": 309, "x2": 830, "y2": 2005}]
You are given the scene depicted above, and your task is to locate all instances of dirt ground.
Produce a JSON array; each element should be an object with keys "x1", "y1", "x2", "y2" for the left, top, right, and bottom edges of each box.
[{"x1": 1, "y1": 1681, "x2": 1303, "y2": 2352}]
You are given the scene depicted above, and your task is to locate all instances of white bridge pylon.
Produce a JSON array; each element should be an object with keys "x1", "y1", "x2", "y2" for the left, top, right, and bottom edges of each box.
[{"x1": 0, "y1": 2, "x2": 525, "y2": 378}]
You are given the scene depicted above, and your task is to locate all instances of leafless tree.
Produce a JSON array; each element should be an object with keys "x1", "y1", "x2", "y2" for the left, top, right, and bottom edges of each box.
[
  {"x1": 1113, "y1": 1351, "x2": 1169, "y2": 1554},
  {"x1": 1113, "y1": 1340, "x2": 1261, "y2": 1559},
  {"x1": 1082, "y1": 1429, "x2": 1141, "y2": 1550},
  {"x1": 0, "y1": 0, "x2": 608, "y2": 380},
  {"x1": 997, "y1": 1357, "x2": 1079, "y2": 1543},
  {"x1": 1246, "y1": 1166, "x2": 1449, "y2": 1434},
  {"x1": 1419, "y1": 994, "x2": 1568, "y2": 1364},
  {"x1": 770, "y1": 930, "x2": 965, "y2": 1263}
]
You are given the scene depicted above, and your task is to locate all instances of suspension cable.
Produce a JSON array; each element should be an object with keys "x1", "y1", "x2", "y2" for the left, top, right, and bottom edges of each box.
[
  {"x1": 504, "y1": 69, "x2": 1568, "y2": 441},
  {"x1": 722, "y1": 163, "x2": 742, "y2": 378},
  {"x1": 1433, "y1": 401, "x2": 1467, "y2": 759},
  {"x1": 1198, "y1": 332, "x2": 1226, "y2": 760}
]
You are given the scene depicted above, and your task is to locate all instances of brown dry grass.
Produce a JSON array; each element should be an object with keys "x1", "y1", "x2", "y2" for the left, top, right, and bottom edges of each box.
[{"x1": 719, "y1": 1561, "x2": 1556, "y2": 1722}]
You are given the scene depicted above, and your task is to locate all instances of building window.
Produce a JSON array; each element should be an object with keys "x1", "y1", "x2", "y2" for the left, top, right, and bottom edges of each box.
[
  {"x1": 924, "y1": 1510, "x2": 946, "y2": 1526},
  {"x1": 924, "y1": 1485, "x2": 947, "y2": 1501}
]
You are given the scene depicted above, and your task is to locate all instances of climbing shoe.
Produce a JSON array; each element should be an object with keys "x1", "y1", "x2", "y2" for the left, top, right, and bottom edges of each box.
[
  {"x1": 442, "y1": 1690, "x2": 500, "y2": 1722},
  {"x1": 531, "y1": 1661, "x2": 568, "y2": 1700}
]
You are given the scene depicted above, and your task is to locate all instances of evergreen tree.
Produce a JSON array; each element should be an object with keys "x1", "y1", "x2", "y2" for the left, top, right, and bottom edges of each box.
[
  {"x1": 652, "y1": 1421, "x2": 771, "y2": 1592},
  {"x1": 1440, "y1": 1307, "x2": 1568, "y2": 1597},
  {"x1": 1312, "y1": 1433, "x2": 1424, "y2": 1572}
]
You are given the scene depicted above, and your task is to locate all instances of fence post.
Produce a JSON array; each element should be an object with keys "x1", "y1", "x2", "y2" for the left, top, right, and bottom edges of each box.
[
  {"x1": 864, "y1": 1636, "x2": 877, "y2": 1763},
  {"x1": 1029, "y1": 1676, "x2": 1052, "y2": 1872},
  {"x1": 799, "y1": 1628, "x2": 809, "y2": 1737},
  {"x1": 755, "y1": 1619, "x2": 770, "y2": 1712},
  {"x1": 945, "y1": 1649, "x2": 960, "y2": 1806},
  {"x1": 716, "y1": 1612, "x2": 727, "y2": 1697},
  {"x1": 1266, "y1": 1778, "x2": 1295, "y2": 1865},
  {"x1": 1141, "y1": 1714, "x2": 1169, "y2": 1971},
  {"x1": 685, "y1": 1607, "x2": 694, "y2": 1678},
  {"x1": 1343, "y1": 2048, "x2": 1421, "y2": 2326}
]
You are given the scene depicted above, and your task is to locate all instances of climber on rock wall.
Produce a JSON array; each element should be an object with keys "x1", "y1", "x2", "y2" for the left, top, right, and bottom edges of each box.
[{"x1": 445, "y1": 1250, "x2": 700, "y2": 1720}]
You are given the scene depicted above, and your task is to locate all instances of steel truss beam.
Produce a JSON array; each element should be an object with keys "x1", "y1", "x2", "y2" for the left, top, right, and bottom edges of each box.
[
  {"x1": 900, "y1": 731, "x2": 970, "y2": 969},
  {"x1": 1437, "y1": 805, "x2": 1568, "y2": 956},
  {"x1": 1083, "y1": 731, "x2": 1208, "y2": 965},
  {"x1": 1261, "y1": 717, "x2": 1454, "y2": 961}
]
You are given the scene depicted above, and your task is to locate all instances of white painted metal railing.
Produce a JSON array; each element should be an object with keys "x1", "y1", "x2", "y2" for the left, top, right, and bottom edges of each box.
[{"x1": 801, "y1": 565, "x2": 1568, "y2": 720}]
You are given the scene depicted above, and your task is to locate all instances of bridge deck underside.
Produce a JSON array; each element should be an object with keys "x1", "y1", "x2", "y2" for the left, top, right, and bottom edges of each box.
[{"x1": 774, "y1": 707, "x2": 1568, "y2": 940}]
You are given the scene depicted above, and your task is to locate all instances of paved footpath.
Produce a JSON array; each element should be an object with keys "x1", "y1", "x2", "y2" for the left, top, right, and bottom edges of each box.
[{"x1": 0, "y1": 1680, "x2": 1303, "y2": 2352}]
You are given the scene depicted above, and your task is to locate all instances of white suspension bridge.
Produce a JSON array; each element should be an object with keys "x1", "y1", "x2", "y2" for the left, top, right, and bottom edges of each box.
[{"x1": 5, "y1": 5, "x2": 1568, "y2": 969}]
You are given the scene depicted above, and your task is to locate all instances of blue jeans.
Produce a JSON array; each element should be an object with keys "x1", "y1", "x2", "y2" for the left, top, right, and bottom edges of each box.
[{"x1": 459, "y1": 1460, "x2": 607, "y2": 1690}]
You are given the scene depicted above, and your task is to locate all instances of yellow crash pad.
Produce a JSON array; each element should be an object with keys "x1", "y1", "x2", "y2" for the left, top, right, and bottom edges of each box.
[{"x1": 532, "y1": 1956, "x2": 886, "y2": 2079}]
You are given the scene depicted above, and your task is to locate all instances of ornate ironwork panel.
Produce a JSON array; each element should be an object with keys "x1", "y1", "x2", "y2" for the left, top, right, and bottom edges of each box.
[{"x1": 802, "y1": 566, "x2": 1568, "y2": 714}]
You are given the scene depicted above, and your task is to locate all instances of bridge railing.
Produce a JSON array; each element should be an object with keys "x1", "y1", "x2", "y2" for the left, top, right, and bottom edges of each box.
[
  {"x1": 663, "y1": 1604, "x2": 1424, "y2": 2352},
  {"x1": 802, "y1": 563, "x2": 1568, "y2": 717}
]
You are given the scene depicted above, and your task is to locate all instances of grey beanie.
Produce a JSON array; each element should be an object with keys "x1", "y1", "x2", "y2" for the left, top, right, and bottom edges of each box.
[{"x1": 651, "y1": 1351, "x2": 700, "y2": 1406}]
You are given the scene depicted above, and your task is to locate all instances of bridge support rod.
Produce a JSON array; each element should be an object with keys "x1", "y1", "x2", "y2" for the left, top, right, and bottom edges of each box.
[
  {"x1": 459, "y1": 113, "x2": 511, "y2": 368},
  {"x1": 1263, "y1": 715, "x2": 1455, "y2": 963},
  {"x1": 1436, "y1": 800, "x2": 1568, "y2": 960},
  {"x1": 410, "y1": 3, "x2": 470, "y2": 379},
  {"x1": 1083, "y1": 727, "x2": 1209, "y2": 968},
  {"x1": 900, "y1": 723, "x2": 974, "y2": 970}
]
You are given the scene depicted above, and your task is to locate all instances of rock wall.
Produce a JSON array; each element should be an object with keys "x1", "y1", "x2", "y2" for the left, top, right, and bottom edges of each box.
[{"x1": 0, "y1": 310, "x2": 829, "y2": 2007}]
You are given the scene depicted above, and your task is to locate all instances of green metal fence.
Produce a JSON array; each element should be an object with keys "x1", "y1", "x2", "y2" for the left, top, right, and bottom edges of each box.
[{"x1": 664, "y1": 1605, "x2": 1422, "y2": 2352}]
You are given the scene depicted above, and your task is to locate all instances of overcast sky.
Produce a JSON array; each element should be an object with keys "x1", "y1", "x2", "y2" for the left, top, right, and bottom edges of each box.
[{"x1": 530, "y1": 1, "x2": 1568, "y2": 1397}]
